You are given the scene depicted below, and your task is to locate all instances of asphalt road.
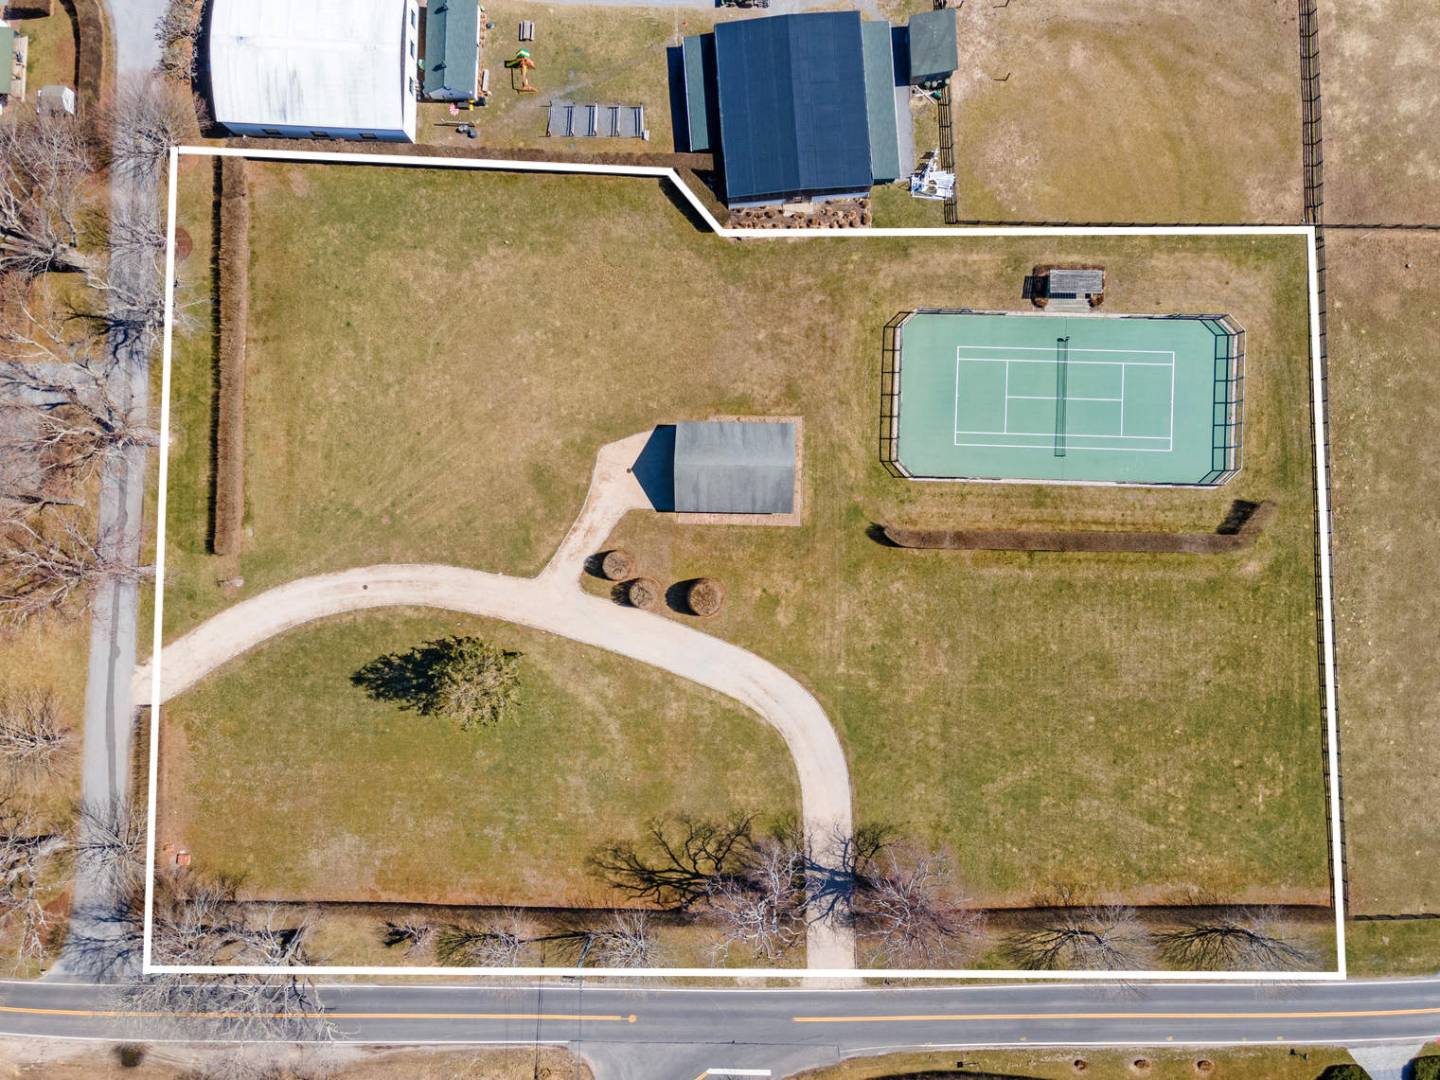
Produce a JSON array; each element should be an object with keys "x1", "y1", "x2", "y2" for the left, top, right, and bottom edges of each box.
[{"x1": 3, "y1": 977, "x2": 1439, "y2": 1079}]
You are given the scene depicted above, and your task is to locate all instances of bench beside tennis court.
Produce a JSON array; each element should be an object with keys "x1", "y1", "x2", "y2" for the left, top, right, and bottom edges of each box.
[{"x1": 883, "y1": 310, "x2": 1245, "y2": 486}]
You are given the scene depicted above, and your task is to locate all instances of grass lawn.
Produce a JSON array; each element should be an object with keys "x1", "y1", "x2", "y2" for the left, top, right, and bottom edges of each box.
[
  {"x1": 949, "y1": 0, "x2": 1301, "y2": 222},
  {"x1": 1319, "y1": 0, "x2": 1440, "y2": 223},
  {"x1": 156, "y1": 608, "x2": 799, "y2": 908},
  {"x1": 0, "y1": 1042, "x2": 591, "y2": 1080},
  {"x1": 11, "y1": 6, "x2": 78, "y2": 92},
  {"x1": 152, "y1": 154, "x2": 221, "y2": 655},
  {"x1": 417, "y1": 0, "x2": 720, "y2": 151},
  {"x1": 0, "y1": 614, "x2": 86, "y2": 975},
  {"x1": 1346, "y1": 919, "x2": 1440, "y2": 977},
  {"x1": 792, "y1": 1046, "x2": 1365, "y2": 1080},
  {"x1": 163, "y1": 162, "x2": 1327, "y2": 915},
  {"x1": 1326, "y1": 230, "x2": 1440, "y2": 916}
]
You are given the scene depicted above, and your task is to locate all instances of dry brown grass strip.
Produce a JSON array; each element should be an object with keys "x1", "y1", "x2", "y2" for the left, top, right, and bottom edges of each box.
[
  {"x1": 225, "y1": 138, "x2": 730, "y2": 227},
  {"x1": 883, "y1": 501, "x2": 1275, "y2": 555},
  {"x1": 213, "y1": 156, "x2": 249, "y2": 557}
]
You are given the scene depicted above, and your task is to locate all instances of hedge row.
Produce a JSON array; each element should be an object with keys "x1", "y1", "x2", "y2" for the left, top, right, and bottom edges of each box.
[
  {"x1": 882, "y1": 501, "x2": 1275, "y2": 555},
  {"x1": 63, "y1": 0, "x2": 112, "y2": 114},
  {"x1": 212, "y1": 156, "x2": 249, "y2": 557}
]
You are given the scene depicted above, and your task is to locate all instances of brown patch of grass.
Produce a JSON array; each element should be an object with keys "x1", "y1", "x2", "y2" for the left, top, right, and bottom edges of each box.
[
  {"x1": 949, "y1": 0, "x2": 1301, "y2": 222},
  {"x1": 1326, "y1": 230, "x2": 1440, "y2": 913},
  {"x1": 1320, "y1": 0, "x2": 1440, "y2": 223},
  {"x1": 791, "y1": 1046, "x2": 1360, "y2": 1080}
]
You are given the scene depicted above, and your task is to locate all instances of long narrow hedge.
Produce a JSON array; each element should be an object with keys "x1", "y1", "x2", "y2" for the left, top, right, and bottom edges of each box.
[
  {"x1": 212, "y1": 156, "x2": 249, "y2": 557},
  {"x1": 62, "y1": 0, "x2": 112, "y2": 114},
  {"x1": 882, "y1": 501, "x2": 1275, "y2": 555}
]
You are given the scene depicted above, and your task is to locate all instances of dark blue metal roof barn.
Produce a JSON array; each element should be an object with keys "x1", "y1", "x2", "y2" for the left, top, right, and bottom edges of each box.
[{"x1": 712, "y1": 13, "x2": 874, "y2": 206}]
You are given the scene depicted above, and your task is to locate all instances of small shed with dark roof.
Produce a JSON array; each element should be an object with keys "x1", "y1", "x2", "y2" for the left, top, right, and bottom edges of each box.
[
  {"x1": 905, "y1": 7, "x2": 958, "y2": 87},
  {"x1": 422, "y1": 0, "x2": 480, "y2": 102},
  {"x1": 673, "y1": 421, "x2": 797, "y2": 515}
]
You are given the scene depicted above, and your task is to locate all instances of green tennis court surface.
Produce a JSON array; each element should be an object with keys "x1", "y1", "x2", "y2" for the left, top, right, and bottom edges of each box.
[{"x1": 891, "y1": 311, "x2": 1244, "y2": 485}]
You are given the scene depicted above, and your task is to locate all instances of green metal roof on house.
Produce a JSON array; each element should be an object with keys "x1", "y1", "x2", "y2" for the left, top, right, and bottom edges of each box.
[
  {"x1": 0, "y1": 27, "x2": 15, "y2": 95},
  {"x1": 423, "y1": 0, "x2": 479, "y2": 100},
  {"x1": 906, "y1": 7, "x2": 957, "y2": 84},
  {"x1": 673, "y1": 421, "x2": 796, "y2": 515},
  {"x1": 860, "y1": 20, "x2": 901, "y2": 183},
  {"x1": 682, "y1": 34, "x2": 711, "y2": 153}
]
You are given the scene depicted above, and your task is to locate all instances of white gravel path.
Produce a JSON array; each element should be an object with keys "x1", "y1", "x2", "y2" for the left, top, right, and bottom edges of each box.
[{"x1": 136, "y1": 433, "x2": 857, "y2": 970}]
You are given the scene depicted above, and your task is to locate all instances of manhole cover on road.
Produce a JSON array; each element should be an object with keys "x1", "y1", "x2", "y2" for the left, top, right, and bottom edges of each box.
[{"x1": 174, "y1": 226, "x2": 194, "y2": 261}]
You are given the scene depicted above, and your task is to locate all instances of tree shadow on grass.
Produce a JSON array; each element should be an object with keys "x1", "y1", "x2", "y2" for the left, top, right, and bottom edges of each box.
[{"x1": 351, "y1": 640, "x2": 454, "y2": 715}]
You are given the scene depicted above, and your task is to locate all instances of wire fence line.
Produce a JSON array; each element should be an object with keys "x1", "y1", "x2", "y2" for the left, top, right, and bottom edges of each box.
[{"x1": 1296, "y1": 0, "x2": 1353, "y2": 923}]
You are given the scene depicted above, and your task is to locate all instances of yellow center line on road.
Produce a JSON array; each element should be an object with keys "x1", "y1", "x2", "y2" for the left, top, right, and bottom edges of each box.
[
  {"x1": 793, "y1": 1006, "x2": 1440, "y2": 1024},
  {"x1": 0, "y1": 1005, "x2": 638, "y2": 1023}
]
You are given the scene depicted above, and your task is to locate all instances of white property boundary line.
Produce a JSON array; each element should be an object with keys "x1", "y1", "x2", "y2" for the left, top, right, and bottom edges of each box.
[{"x1": 145, "y1": 145, "x2": 1345, "y2": 982}]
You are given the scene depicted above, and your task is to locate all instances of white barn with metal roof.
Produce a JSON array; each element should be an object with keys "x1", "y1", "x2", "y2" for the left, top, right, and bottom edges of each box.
[{"x1": 208, "y1": 0, "x2": 420, "y2": 142}]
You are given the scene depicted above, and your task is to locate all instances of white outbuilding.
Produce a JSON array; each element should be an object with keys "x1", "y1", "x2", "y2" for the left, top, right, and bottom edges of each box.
[{"x1": 208, "y1": 0, "x2": 420, "y2": 142}]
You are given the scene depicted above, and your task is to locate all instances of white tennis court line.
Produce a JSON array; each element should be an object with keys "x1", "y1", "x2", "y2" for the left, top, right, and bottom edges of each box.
[
  {"x1": 148, "y1": 145, "x2": 1344, "y2": 984},
  {"x1": 1006, "y1": 395, "x2": 1124, "y2": 402},
  {"x1": 953, "y1": 348, "x2": 1175, "y2": 448},
  {"x1": 949, "y1": 442, "x2": 1174, "y2": 453}
]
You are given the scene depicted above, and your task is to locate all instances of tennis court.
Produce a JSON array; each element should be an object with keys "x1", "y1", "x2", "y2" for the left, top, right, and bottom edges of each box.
[{"x1": 887, "y1": 310, "x2": 1244, "y2": 485}]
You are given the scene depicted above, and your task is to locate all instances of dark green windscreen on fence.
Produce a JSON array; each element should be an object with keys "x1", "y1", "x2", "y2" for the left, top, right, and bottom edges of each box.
[{"x1": 893, "y1": 311, "x2": 1242, "y2": 486}]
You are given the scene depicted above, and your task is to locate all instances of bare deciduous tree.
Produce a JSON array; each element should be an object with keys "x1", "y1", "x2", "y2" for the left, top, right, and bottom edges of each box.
[
  {"x1": 707, "y1": 838, "x2": 807, "y2": 964},
  {"x1": 580, "y1": 910, "x2": 659, "y2": 969},
  {"x1": 0, "y1": 803, "x2": 67, "y2": 969},
  {"x1": 127, "y1": 869, "x2": 333, "y2": 1043},
  {"x1": 1004, "y1": 906, "x2": 1154, "y2": 972},
  {"x1": 105, "y1": 76, "x2": 199, "y2": 183},
  {"x1": 0, "y1": 113, "x2": 99, "y2": 277},
  {"x1": 155, "y1": 0, "x2": 204, "y2": 82},
  {"x1": 0, "y1": 690, "x2": 70, "y2": 776},
  {"x1": 380, "y1": 918, "x2": 435, "y2": 958},
  {"x1": 0, "y1": 512, "x2": 149, "y2": 629},
  {"x1": 73, "y1": 796, "x2": 145, "y2": 899},
  {"x1": 592, "y1": 814, "x2": 756, "y2": 911},
  {"x1": 1158, "y1": 908, "x2": 1315, "y2": 972},
  {"x1": 434, "y1": 910, "x2": 537, "y2": 967},
  {"x1": 852, "y1": 845, "x2": 984, "y2": 968},
  {"x1": 0, "y1": 353, "x2": 157, "y2": 485}
]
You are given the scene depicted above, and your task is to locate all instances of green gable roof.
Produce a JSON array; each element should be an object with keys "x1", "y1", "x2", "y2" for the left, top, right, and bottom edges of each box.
[
  {"x1": 682, "y1": 34, "x2": 711, "y2": 153},
  {"x1": 0, "y1": 27, "x2": 15, "y2": 95},
  {"x1": 906, "y1": 7, "x2": 957, "y2": 84},
  {"x1": 422, "y1": 0, "x2": 478, "y2": 100},
  {"x1": 860, "y1": 20, "x2": 901, "y2": 183},
  {"x1": 673, "y1": 421, "x2": 796, "y2": 515}
]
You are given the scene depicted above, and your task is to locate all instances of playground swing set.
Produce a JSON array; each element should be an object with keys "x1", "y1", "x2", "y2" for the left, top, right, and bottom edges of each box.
[{"x1": 505, "y1": 48, "x2": 537, "y2": 93}]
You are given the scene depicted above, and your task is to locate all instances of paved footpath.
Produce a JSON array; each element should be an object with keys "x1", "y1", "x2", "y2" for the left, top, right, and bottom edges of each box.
[
  {"x1": 135, "y1": 434, "x2": 858, "y2": 970},
  {"x1": 58, "y1": 0, "x2": 169, "y2": 979}
]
